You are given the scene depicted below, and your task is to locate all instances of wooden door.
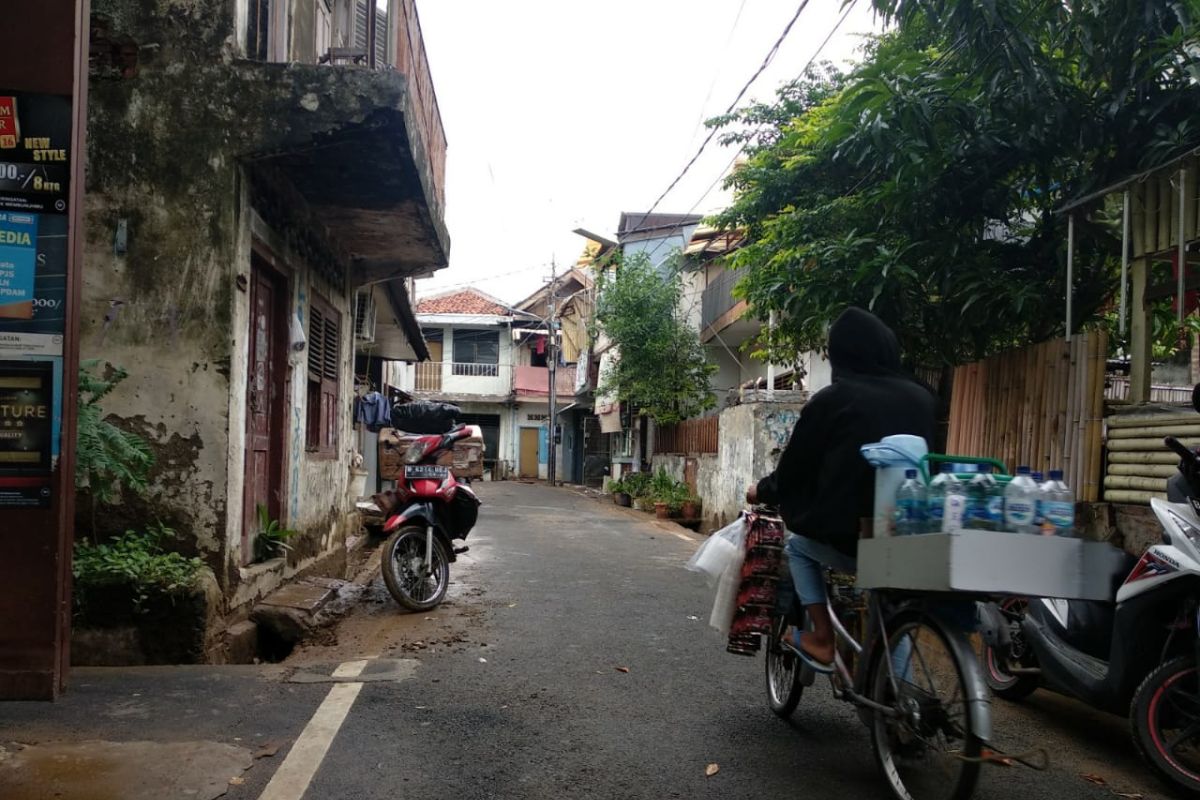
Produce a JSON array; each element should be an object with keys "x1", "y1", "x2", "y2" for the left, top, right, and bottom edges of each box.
[
  {"x1": 417, "y1": 340, "x2": 443, "y2": 391},
  {"x1": 243, "y1": 261, "x2": 287, "y2": 563},
  {"x1": 519, "y1": 427, "x2": 539, "y2": 478}
]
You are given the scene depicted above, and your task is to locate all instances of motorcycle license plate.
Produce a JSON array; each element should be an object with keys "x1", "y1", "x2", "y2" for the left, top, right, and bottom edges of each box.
[{"x1": 404, "y1": 464, "x2": 449, "y2": 480}]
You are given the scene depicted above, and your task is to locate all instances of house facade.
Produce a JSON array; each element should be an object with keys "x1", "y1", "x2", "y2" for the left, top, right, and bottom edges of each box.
[
  {"x1": 395, "y1": 283, "x2": 594, "y2": 483},
  {"x1": 81, "y1": 0, "x2": 447, "y2": 655}
]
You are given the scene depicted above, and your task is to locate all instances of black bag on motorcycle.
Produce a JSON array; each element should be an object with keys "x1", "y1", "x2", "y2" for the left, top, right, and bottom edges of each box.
[
  {"x1": 392, "y1": 400, "x2": 461, "y2": 434},
  {"x1": 445, "y1": 489, "x2": 480, "y2": 538}
]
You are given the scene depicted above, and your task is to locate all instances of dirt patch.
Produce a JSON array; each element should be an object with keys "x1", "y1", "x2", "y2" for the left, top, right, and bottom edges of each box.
[{"x1": 282, "y1": 540, "x2": 491, "y2": 668}]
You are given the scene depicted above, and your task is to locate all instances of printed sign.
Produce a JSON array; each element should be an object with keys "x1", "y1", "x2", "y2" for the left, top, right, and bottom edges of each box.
[
  {"x1": 0, "y1": 210, "x2": 37, "y2": 318},
  {"x1": 0, "y1": 360, "x2": 53, "y2": 507}
]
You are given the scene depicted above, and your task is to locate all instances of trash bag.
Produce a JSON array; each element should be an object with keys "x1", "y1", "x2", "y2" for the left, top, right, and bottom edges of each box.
[
  {"x1": 392, "y1": 401, "x2": 461, "y2": 434},
  {"x1": 686, "y1": 518, "x2": 745, "y2": 585}
]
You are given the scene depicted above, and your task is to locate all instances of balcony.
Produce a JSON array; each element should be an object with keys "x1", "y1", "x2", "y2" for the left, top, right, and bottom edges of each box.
[
  {"x1": 396, "y1": 362, "x2": 512, "y2": 400},
  {"x1": 514, "y1": 365, "x2": 578, "y2": 399}
]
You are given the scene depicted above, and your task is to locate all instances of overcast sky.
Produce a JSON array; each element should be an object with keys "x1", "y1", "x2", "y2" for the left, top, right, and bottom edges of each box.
[{"x1": 414, "y1": 0, "x2": 883, "y2": 305}]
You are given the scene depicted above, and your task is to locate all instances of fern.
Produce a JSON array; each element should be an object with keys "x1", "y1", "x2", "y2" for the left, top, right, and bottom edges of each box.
[{"x1": 75, "y1": 360, "x2": 154, "y2": 506}]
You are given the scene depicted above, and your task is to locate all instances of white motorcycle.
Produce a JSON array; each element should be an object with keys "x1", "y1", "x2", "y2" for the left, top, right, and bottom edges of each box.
[{"x1": 982, "y1": 433, "x2": 1200, "y2": 795}]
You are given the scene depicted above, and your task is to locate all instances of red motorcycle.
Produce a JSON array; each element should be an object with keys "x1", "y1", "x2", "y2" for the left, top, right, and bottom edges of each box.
[{"x1": 378, "y1": 424, "x2": 481, "y2": 611}]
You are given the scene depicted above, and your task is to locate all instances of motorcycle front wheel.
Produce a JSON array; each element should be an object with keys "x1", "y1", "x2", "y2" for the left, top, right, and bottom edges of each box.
[
  {"x1": 1131, "y1": 655, "x2": 1200, "y2": 795},
  {"x1": 382, "y1": 525, "x2": 450, "y2": 611}
]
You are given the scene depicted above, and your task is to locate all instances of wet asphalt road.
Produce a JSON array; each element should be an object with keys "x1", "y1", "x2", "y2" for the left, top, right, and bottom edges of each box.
[
  {"x1": 300, "y1": 482, "x2": 1164, "y2": 800},
  {"x1": 0, "y1": 481, "x2": 1172, "y2": 799}
]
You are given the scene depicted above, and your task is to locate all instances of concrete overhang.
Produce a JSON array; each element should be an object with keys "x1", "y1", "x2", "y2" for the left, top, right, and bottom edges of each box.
[{"x1": 239, "y1": 63, "x2": 450, "y2": 282}]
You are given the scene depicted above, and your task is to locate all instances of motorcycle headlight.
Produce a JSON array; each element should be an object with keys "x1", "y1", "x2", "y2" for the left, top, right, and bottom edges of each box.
[{"x1": 403, "y1": 441, "x2": 429, "y2": 464}]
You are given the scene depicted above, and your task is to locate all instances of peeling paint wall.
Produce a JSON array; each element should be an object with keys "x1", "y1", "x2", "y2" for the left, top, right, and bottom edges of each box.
[{"x1": 83, "y1": 0, "x2": 383, "y2": 606}]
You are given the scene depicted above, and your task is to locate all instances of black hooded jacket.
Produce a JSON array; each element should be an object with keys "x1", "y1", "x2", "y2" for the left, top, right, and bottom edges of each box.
[{"x1": 756, "y1": 308, "x2": 936, "y2": 557}]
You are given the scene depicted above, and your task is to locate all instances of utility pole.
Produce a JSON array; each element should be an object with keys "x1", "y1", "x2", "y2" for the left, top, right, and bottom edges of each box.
[{"x1": 547, "y1": 262, "x2": 558, "y2": 486}]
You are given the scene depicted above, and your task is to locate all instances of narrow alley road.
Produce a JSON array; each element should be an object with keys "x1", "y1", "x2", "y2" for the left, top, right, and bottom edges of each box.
[
  {"x1": 276, "y1": 482, "x2": 1166, "y2": 800},
  {"x1": 0, "y1": 482, "x2": 1172, "y2": 800}
]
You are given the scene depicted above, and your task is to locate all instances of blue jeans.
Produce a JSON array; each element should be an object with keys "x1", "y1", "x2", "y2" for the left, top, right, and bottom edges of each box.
[
  {"x1": 785, "y1": 531, "x2": 913, "y2": 676},
  {"x1": 785, "y1": 532, "x2": 857, "y2": 607}
]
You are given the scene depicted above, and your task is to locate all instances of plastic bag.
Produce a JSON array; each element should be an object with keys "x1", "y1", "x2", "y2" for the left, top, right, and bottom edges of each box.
[
  {"x1": 686, "y1": 518, "x2": 745, "y2": 585},
  {"x1": 392, "y1": 401, "x2": 461, "y2": 434}
]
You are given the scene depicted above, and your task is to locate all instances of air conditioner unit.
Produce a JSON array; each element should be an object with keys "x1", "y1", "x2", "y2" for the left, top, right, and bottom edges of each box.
[{"x1": 354, "y1": 291, "x2": 377, "y2": 343}]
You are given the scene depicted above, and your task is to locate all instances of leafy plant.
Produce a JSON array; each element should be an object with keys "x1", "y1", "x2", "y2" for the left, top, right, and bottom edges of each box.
[
  {"x1": 594, "y1": 251, "x2": 717, "y2": 424},
  {"x1": 73, "y1": 523, "x2": 203, "y2": 613},
  {"x1": 621, "y1": 471, "x2": 653, "y2": 499},
  {"x1": 76, "y1": 359, "x2": 154, "y2": 507},
  {"x1": 253, "y1": 504, "x2": 298, "y2": 562},
  {"x1": 606, "y1": 478, "x2": 627, "y2": 495}
]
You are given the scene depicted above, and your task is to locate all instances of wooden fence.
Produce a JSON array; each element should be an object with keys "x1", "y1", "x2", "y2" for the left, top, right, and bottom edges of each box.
[
  {"x1": 946, "y1": 331, "x2": 1107, "y2": 502},
  {"x1": 654, "y1": 416, "x2": 719, "y2": 455}
]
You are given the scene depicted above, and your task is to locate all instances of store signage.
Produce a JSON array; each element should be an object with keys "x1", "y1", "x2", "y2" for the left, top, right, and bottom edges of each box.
[{"x1": 0, "y1": 91, "x2": 71, "y2": 508}]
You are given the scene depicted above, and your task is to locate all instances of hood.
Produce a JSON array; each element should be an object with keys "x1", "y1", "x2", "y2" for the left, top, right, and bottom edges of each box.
[{"x1": 828, "y1": 307, "x2": 901, "y2": 379}]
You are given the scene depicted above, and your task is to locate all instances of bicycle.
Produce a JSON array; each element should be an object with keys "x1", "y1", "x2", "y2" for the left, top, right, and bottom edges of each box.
[{"x1": 760, "y1": 514, "x2": 994, "y2": 800}]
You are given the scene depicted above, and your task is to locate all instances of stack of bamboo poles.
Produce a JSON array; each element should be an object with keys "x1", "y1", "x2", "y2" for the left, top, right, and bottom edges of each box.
[
  {"x1": 946, "y1": 331, "x2": 1107, "y2": 502},
  {"x1": 1105, "y1": 413, "x2": 1200, "y2": 503}
]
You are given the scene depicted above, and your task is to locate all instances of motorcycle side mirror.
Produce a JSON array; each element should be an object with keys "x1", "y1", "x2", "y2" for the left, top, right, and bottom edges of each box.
[{"x1": 1193, "y1": 383, "x2": 1200, "y2": 414}]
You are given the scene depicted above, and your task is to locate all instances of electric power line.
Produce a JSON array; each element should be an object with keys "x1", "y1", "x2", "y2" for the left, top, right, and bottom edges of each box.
[
  {"x1": 635, "y1": 0, "x2": 816, "y2": 227},
  {"x1": 640, "y1": 0, "x2": 859, "y2": 266}
]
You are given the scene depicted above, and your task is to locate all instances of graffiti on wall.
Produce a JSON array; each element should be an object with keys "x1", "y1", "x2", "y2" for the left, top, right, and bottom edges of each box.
[{"x1": 763, "y1": 409, "x2": 799, "y2": 452}]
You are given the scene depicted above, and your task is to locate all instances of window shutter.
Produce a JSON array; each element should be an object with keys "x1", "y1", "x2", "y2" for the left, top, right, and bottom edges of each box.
[
  {"x1": 308, "y1": 304, "x2": 325, "y2": 380},
  {"x1": 374, "y1": 5, "x2": 388, "y2": 66},
  {"x1": 353, "y1": 0, "x2": 369, "y2": 50}
]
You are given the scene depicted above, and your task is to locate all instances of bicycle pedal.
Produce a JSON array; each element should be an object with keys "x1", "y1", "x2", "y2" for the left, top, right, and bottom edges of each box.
[{"x1": 453, "y1": 546, "x2": 470, "y2": 555}]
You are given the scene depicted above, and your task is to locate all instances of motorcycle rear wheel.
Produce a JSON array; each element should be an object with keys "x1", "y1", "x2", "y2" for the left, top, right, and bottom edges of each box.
[
  {"x1": 1131, "y1": 655, "x2": 1200, "y2": 795},
  {"x1": 382, "y1": 525, "x2": 450, "y2": 611},
  {"x1": 982, "y1": 598, "x2": 1039, "y2": 701}
]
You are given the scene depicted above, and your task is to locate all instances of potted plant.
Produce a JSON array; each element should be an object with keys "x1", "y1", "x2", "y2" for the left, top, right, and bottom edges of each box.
[
  {"x1": 681, "y1": 492, "x2": 702, "y2": 520},
  {"x1": 623, "y1": 472, "x2": 653, "y2": 511},
  {"x1": 607, "y1": 478, "x2": 632, "y2": 507}
]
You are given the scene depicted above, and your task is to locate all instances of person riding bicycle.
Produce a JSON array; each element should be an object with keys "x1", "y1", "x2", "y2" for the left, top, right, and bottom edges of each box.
[{"x1": 746, "y1": 307, "x2": 936, "y2": 674}]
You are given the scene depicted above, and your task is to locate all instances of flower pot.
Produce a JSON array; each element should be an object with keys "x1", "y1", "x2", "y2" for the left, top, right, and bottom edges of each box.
[
  {"x1": 654, "y1": 502, "x2": 670, "y2": 519},
  {"x1": 681, "y1": 501, "x2": 700, "y2": 519},
  {"x1": 632, "y1": 498, "x2": 648, "y2": 511},
  {"x1": 615, "y1": 492, "x2": 632, "y2": 507}
]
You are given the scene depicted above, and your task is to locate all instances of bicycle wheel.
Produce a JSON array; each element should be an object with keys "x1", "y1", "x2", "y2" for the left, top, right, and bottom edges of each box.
[
  {"x1": 765, "y1": 615, "x2": 803, "y2": 717},
  {"x1": 869, "y1": 613, "x2": 983, "y2": 800}
]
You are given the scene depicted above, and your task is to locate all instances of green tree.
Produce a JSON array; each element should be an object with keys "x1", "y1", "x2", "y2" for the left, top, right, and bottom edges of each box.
[
  {"x1": 594, "y1": 252, "x2": 716, "y2": 424},
  {"x1": 713, "y1": 1, "x2": 1199, "y2": 368}
]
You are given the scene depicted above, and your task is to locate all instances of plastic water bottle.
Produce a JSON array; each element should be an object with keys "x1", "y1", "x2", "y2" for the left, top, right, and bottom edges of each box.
[
  {"x1": 894, "y1": 469, "x2": 927, "y2": 535},
  {"x1": 1042, "y1": 470, "x2": 1075, "y2": 537},
  {"x1": 1004, "y1": 466, "x2": 1038, "y2": 534},
  {"x1": 966, "y1": 465, "x2": 1001, "y2": 531},
  {"x1": 927, "y1": 463, "x2": 963, "y2": 533},
  {"x1": 1032, "y1": 471, "x2": 1046, "y2": 529}
]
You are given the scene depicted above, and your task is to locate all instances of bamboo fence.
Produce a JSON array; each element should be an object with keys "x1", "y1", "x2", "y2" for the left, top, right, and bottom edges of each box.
[
  {"x1": 1105, "y1": 411, "x2": 1200, "y2": 503},
  {"x1": 945, "y1": 332, "x2": 1107, "y2": 502}
]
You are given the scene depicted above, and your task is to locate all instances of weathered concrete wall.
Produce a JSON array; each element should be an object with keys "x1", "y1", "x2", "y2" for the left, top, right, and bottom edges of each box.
[
  {"x1": 707, "y1": 400, "x2": 806, "y2": 531},
  {"x1": 83, "y1": 2, "x2": 408, "y2": 603},
  {"x1": 648, "y1": 453, "x2": 721, "y2": 529}
]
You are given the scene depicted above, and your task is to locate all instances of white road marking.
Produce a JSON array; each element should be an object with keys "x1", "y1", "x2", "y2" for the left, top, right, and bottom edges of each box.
[
  {"x1": 330, "y1": 659, "x2": 369, "y2": 679},
  {"x1": 257, "y1": 659, "x2": 368, "y2": 800}
]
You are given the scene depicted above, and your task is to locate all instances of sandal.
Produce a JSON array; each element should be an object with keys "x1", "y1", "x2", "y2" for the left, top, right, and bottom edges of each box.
[{"x1": 783, "y1": 627, "x2": 835, "y2": 674}]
